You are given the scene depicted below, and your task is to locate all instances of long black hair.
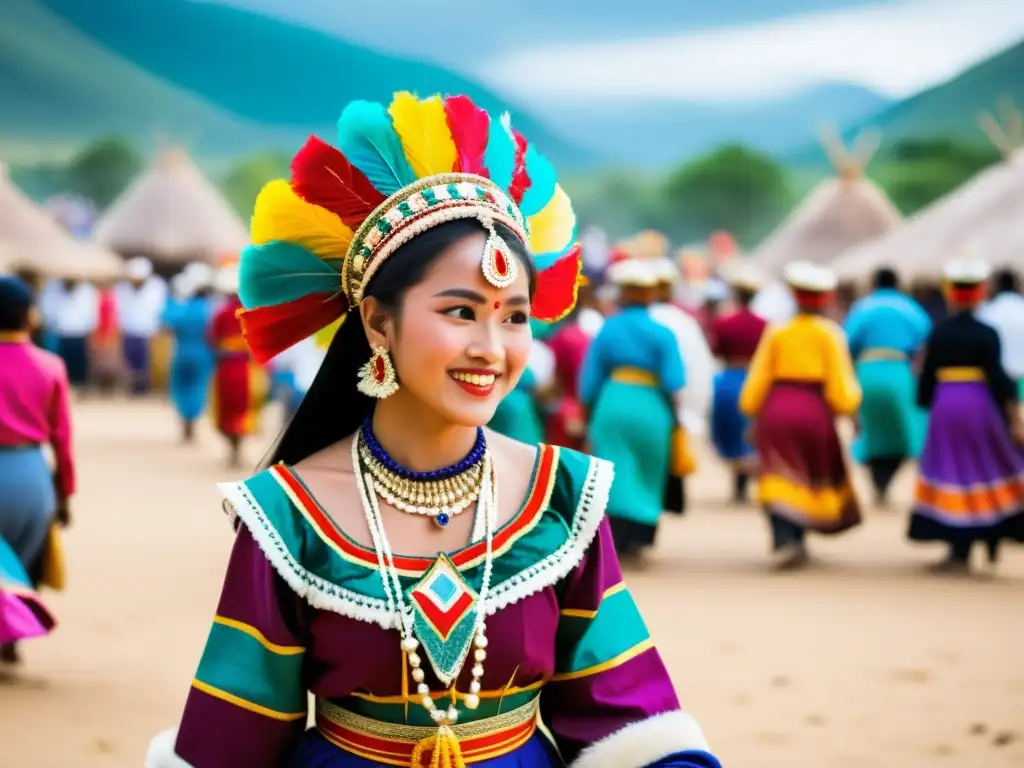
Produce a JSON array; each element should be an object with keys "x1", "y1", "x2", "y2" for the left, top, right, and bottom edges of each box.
[{"x1": 265, "y1": 219, "x2": 536, "y2": 467}]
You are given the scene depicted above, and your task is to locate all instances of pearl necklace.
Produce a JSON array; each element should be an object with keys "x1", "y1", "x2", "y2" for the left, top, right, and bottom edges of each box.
[{"x1": 351, "y1": 437, "x2": 494, "y2": 726}]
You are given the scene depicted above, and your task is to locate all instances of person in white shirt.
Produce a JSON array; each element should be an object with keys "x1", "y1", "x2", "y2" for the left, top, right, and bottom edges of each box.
[
  {"x1": 977, "y1": 268, "x2": 1024, "y2": 399},
  {"x1": 49, "y1": 278, "x2": 99, "y2": 388},
  {"x1": 115, "y1": 256, "x2": 168, "y2": 396}
]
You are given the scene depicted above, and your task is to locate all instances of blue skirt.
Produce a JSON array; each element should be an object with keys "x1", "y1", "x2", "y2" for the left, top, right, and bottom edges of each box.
[
  {"x1": 287, "y1": 728, "x2": 562, "y2": 767},
  {"x1": 170, "y1": 349, "x2": 214, "y2": 421},
  {"x1": 851, "y1": 359, "x2": 926, "y2": 463},
  {"x1": 0, "y1": 447, "x2": 55, "y2": 567},
  {"x1": 710, "y1": 368, "x2": 753, "y2": 463}
]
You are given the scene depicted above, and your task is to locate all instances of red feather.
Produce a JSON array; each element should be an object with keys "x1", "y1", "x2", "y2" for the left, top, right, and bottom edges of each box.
[
  {"x1": 509, "y1": 129, "x2": 532, "y2": 204},
  {"x1": 290, "y1": 137, "x2": 386, "y2": 230},
  {"x1": 532, "y1": 244, "x2": 583, "y2": 322},
  {"x1": 237, "y1": 292, "x2": 347, "y2": 364},
  {"x1": 443, "y1": 95, "x2": 490, "y2": 176}
]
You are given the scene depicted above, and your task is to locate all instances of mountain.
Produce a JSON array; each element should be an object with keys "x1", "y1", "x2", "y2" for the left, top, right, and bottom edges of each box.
[
  {"x1": 11, "y1": 0, "x2": 593, "y2": 168},
  {"x1": 535, "y1": 83, "x2": 891, "y2": 167}
]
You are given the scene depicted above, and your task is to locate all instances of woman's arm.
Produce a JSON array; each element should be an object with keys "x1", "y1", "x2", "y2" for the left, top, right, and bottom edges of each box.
[
  {"x1": 147, "y1": 526, "x2": 309, "y2": 768},
  {"x1": 541, "y1": 519, "x2": 721, "y2": 768},
  {"x1": 48, "y1": 364, "x2": 76, "y2": 506},
  {"x1": 823, "y1": 325, "x2": 862, "y2": 416},
  {"x1": 738, "y1": 328, "x2": 775, "y2": 417},
  {"x1": 916, "y1": 336, "x2": 938, "y2": 410}
]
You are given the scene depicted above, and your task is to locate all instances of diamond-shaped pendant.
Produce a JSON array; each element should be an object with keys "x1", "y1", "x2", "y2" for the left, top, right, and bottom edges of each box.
[{"x1": 408, "y1": 554, "x2": 479, "y2": 686}]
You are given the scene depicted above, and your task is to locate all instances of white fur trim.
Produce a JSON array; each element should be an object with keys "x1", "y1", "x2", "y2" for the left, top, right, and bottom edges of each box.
[
  {"x1": 145, "y1": 729, "x2": 194, "y2": 768},
  {"x1": 569, "y1": 711, "x2": 710, "y2": 768},
  {"x1": 219, "y1": 455, "x2": 614, "y2": 629}
]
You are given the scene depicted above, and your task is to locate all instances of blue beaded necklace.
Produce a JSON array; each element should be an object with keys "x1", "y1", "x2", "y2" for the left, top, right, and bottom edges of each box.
[{"x1": 358, "y1": 417, "x2": 487, "y2": 527}]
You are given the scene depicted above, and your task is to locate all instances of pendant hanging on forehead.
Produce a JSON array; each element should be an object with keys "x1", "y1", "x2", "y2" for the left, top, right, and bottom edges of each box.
[{"x1": 480, "y1": 218, "x2": 518, "y2": 290}]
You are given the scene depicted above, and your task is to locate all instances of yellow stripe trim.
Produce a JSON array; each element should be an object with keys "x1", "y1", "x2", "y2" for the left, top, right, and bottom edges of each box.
[
  {"x1": 550, "y1": 638, "x2": 656, "y2": 683},
  {"x1": 559, "y1": 581, "x2": 627, "y2": 619},
  {"x1": 191, "y1": 678, "x2": 306, "y2": 721},
  {"x1": 213, "y1": 616, "x2": 305, "y2": 656},
  {"x1": 937, "y1": 366, "x2": 985, "y2": 382},
  {"x1": 610, "y1": 366, "x2": 659, "y2": 387}
]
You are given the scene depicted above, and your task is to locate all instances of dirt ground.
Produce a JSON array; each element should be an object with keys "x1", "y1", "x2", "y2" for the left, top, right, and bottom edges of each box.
[{"x1": 1, "y1": 397, "x2": 1022, "y2": 767}]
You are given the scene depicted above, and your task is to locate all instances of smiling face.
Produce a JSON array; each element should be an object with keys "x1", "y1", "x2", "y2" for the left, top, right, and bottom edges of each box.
[{"x1": 362, "y1": 231, "x2": 533, "y2": 428}]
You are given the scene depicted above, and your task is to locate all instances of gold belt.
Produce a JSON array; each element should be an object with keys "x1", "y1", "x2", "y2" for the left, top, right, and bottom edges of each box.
[
  {"x1": 937, "y1": 366, "x2": 985, "y2": 382},
  {"x1": 859, "y1": 348, "x2": 907, "y2": 362},
  {"x1": 610, "y1": 366, "x2": 659, "y2": 387},
  {"x1": 315, "y1": 697, "x2": 539, "y2": 767}
]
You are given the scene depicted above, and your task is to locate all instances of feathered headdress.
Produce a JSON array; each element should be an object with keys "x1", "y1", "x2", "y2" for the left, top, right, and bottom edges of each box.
[{"x1": 236, "y1": 92, "x2": 582, "y2": 363}]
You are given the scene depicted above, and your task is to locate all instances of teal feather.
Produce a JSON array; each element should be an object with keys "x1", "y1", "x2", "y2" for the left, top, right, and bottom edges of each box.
[
  {"x1": 239, "y1": 242, "x2": 341, "y2": 310},
  {"x1": 337, "y1": 101, "x2": 417, "y2": 196},
  {"x1": 484, "y1": 112, "x2": 516, "y2": 190},
  {"x1": 518, "y1": 145, "x2": 556, "y2": 217}
]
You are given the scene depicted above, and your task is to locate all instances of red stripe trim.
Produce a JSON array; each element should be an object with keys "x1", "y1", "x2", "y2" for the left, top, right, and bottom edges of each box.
[{"x1": 272, "y1": 444, "x2": 556, "y2": 574}]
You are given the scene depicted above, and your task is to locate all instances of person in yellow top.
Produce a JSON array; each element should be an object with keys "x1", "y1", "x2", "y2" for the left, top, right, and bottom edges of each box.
[{"x1": 740, "y1": 261, "x2": 862, "y2": 569}]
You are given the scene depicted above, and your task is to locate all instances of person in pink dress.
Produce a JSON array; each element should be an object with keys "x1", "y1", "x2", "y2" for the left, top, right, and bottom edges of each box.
[{"x1": 0, "y1": 276, "x2": 67, "y2": 662}]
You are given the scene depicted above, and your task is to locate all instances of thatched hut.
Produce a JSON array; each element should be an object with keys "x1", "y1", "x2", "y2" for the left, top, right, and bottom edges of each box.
[
  {"x1": 0, "y1": 163, "x2": 122, "y2": 282},
  {"x1": 834, "y1": 101, "x2": 1024, "y2": 284},
  {"x1": 748, "y1": 128, "x2": 902, "y2": 276},
  {"x1": 92, "y1": 147, "x2": 248, "y2": 272}
]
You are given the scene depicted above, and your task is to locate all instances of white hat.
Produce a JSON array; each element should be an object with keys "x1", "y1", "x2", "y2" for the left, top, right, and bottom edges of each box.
[
  {"x1": 943, "y1": 258, "x2": 990, "y2": 284},
  {"x1": 722, "y1": 262, "x2": 763, "y2": 292},
  {"x1": 607, "y1": 258, "x2": 658, "y2": 287},
  {"x1": 184, "y1": 262, "x2": 214, "y2": 291},
  {"x1": 214, "y1": 267, "x2": 239, "y2": 295},
  {"x1": 126, "y1": 256, "x2": 153, "y2": 281},
  {"x1": 647, "y1": 257, "x2": 678, "y2": 284},
  {"x1": 783, "y1": 261, "x2": 837, "y2": 293},
  {"x1": 702, "y1": 278, "x2": 730, "y2": 302}
]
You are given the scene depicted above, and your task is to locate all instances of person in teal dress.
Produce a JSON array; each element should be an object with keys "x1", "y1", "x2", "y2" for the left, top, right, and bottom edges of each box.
[
  {"x1": 162, "y1": 265, "x2": 216, "y2": 443},
  {"x1": 844, "y1": 267, "x2": 931, "y2": 505},
  {"x1": 488, "y1": 337, "x2": 555, "y2": 445},
  {"x1": 580, "y1": 257, "x2": 686, "y2": 556}
]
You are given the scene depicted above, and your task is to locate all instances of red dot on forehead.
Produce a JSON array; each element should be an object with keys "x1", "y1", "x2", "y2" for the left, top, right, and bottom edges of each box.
[{"x1": 493, "y1": 301, "x2": 501, "y2": 309}]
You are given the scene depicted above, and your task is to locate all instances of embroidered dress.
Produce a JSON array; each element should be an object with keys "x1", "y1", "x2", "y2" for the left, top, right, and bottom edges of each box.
[
  {"x1": 740, "y1": 314, "x2": 862, "y2": 545},
  {"x1": 207, "y1": 296, "x2": 268, "y2": 437},
  {"x1": 150, "y1": 446, "x2": 720, "y2": 768},
  {"x1": 843, "y1": 289, "x2": 931, "y2": 492}
]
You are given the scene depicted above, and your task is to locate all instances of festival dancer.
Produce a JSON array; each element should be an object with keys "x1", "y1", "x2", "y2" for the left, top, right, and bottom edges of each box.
[
  {"x1": 116, "y1": 257, "x2": 168, "y2": 396},
  {"x1": 910, "y1": 259, "x2": 1024, "y2": 573},
  {"x1": 580, "y1": 257, "x2": 686, "y2": 557},
  {"x1": 0, "y1": 277, "x2": 64, "y2": 662},
  {"x1": 48, "y1": 277, "x2": 98, "y2": 390},
  {"x1": 844, "y1": 268, "x2": 931, "y2": 506},
  {"x1": 977, "y1": 268, "x2": 1024, "y2": 399},
  {"x1": 145, "y1": 92, "x2": 720, "y2": 768},
  {"x1": 709, "y1": 270, "x2": 767, "y2": 504},
  {"x1": 647, "y1": 256, "x2": 714, "y2": 516},
  {"x1": 163, "y1": 265, "x2": 216, "y2": 443},
  {"x1": 740, "y1": 262, "x2": 862, "y2": 569},
  {"x1": 207, "y1": 266, "x2": 267, "y2": 468}
]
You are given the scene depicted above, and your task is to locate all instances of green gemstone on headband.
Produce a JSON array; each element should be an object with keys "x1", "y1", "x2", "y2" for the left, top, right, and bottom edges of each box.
[
  {"x1": 376, "y1": 219, "x2": 389, "y2": 236},
  {"x1": 447, "y1": 183, "x2": 461, "y2": 200},
  {"x1": 422, "y1": 188, "x2": 437, "y2": 205},
  {"x1": 397, "y1": 200, "x2": 414, "y2": 218}
]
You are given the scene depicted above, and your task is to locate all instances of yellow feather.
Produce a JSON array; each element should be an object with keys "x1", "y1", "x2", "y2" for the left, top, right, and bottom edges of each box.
[
  {"x1": 314, "y1": 315, "x2": 344, "y2": 350},
  {"x1": 250, "y1": 180, "x2": 353, "y2": 259},
  {"x1": 527, "y1": 184, "x2": 575, "y2": 254},
  {"x1": 387, "y1": 92, "x2": 458, "y2": 178}
]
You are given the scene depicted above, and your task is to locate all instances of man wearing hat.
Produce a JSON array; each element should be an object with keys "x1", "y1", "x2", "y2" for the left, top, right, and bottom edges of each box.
[
  {"x1": 163, "y1": 263, "x2": 216, "y2": 442},
  {"x1": 115, "y1": 256, "x2": 168, "y2": 396}
]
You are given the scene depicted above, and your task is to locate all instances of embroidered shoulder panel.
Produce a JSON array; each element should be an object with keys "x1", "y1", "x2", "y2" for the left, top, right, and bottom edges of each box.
[{"x1": 218, "y1": 445, "x2": 614, "y2": 629}]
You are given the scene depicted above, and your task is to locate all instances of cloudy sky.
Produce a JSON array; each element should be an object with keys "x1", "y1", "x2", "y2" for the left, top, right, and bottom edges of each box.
[{"x1": 200, "y1": 0, "x2": 1024, "y2": 104}]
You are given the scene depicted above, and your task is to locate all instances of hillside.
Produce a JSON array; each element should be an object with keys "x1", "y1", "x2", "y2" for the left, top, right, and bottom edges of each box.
[{"x1": 30, "y1": 0, "x2": 594, "y2": 169}]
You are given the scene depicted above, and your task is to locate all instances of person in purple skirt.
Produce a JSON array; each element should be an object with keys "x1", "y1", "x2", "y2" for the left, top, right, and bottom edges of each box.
[
  {"x1": 910, "y1": 258, "x2": 1024, "y2": 573},
  {"x1": 144, "y1": 91, "x2": 722, "y2": 768}
]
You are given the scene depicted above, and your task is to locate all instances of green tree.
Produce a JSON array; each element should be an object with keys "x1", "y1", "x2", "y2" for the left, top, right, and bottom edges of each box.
[
  {"x1": 68, "y1": 136, "x2": 142, "y2": 209},
  {"x1": 661, "y1": 144, "x2": 793, "y2": 247},
  {"x1": 222, "y1": 152, "x2": 291, "y2": 218}
]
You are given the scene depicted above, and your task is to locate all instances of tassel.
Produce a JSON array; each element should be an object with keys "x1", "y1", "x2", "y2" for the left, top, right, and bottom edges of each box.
[
  {"x1": 444, "y1": 95, "x2": 490, "y2": 176},
  {"x1": 237, "y1": 292, "x2": 347, "y2": 364},
  {"x1": 251, "y1": 180, "x2": 353, "y2": 259},
  {"x1": 411, "y1": 726, "x2": 466, "y2": 768},
  {"x1": 483, "y1": 112, "x2": 516, "y2": 189},
  {"x1": 388, "y1": 92, "x2": 458, "y2": 178},
  {"x1": 238, "y1": 241, "x2": 341, "y2": 310},
  {"x1": 290, "y1": 137, "x2": 385, "y2": 229},
  {"x1": 337, "y1": 100, "x2": 417, "y2": 195},
  {"x1": 508, "y1": 128, "x2": 531, "y2": 204},
  {"x1": 531, "y1": 244, "x2": 583, "y2": 322},
  {"x1": 528, "y1": 184, "x2": 575, "y2": 255},
  {"x1": 518, "y1": 144, "x2": 556, "y2": 217}
]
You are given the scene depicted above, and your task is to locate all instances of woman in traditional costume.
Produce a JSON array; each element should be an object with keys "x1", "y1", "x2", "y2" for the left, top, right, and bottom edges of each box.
[
  {"x1": 207, "y1": 267, "x2": 268, "y2": 468},
  {"x1": 579, "y1": 257, "x2": 686, "y2": 556},
  {"x1": 145, "y1": 92, "x2": 720, "y2": 768},
  {"x1": 910, "y1": 259, "x2": 1024, "y2": 573},
  {"x1": 163, "y1": 265, "x2": 216, "y2": 443},
  {"x1": 709, "y1": 270, "x2": 767, "y2": 504},
  {"x1": 0, "y1": 277, "x2": 63, "y2": 662},
  {"x1": 844, "y1": 268, "x2": 931, "y2": 506},
  {"x1": 740, "y1": 262, "x2": 862, "y2": 569}
]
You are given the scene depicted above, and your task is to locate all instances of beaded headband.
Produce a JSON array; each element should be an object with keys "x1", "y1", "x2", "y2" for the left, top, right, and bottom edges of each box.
[{"x1": 234, "y1": 92, "x2": 583, "y2": 364}]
